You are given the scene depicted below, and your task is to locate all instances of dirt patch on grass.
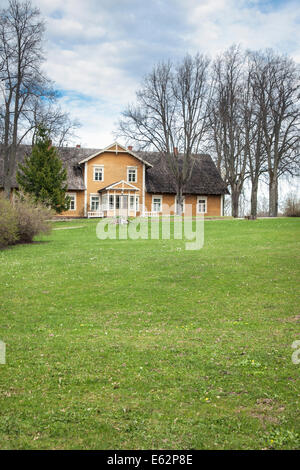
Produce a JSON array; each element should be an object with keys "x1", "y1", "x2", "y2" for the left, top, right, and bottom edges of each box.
[
  {"x1": 236, "y1": 398, "x2": 285, "y2": 428},
  {"x1": 249, "y1": 412, "x2": 279, "y2": 425},
  {"x1": 250, "y1": 398, "x2": 285, "y2": 427},
  {"x1": 278, "y1": 315, "x2": 300, "y2": 323}
]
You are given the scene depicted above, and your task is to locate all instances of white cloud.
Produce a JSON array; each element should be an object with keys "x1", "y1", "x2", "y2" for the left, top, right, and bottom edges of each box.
[
  {"x1": 183, "y1": 0, "x2": 300, "y2": 57},
  {"x1": 31, "y1": 0, "x2": 300, "y2": 147}
]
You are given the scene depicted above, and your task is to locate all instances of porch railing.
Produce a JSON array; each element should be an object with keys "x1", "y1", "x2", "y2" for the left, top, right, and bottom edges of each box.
[
  {"x1": 87, "y1": 210, "x2": 104, "y2": 218},
  {"x1": 143, "y1": 211, "x2": 160, "y2": 217}
]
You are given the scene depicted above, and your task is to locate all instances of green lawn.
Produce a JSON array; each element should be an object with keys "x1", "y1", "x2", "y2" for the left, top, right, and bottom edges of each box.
[{"x1": 0, "y1": 217, "x2": 299, "y2": 450}]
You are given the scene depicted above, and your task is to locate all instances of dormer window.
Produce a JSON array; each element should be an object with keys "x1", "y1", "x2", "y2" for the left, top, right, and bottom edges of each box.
[
  {"x1": 127, "y1": 166, "x2": 137, "y2": 183},
  {"x1": 93, "y1": 166, "x2": 104, "y2": 181}
]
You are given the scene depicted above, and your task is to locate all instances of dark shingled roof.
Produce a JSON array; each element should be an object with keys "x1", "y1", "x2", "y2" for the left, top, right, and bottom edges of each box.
[
  {"x1": 0, "y1": 145, "x2": 228, "y2": 195},
  {"x1": 0, "y1": 145, "x2": 101, "y2": 191},
  {"x1": 137, "y1": 151, "x2": 228, "y2": 195}
]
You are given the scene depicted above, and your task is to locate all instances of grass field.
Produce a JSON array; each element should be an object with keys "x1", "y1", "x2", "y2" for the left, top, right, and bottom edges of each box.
[{"x1": 0, "y1": 217, "x2": 299, "y2": 450}]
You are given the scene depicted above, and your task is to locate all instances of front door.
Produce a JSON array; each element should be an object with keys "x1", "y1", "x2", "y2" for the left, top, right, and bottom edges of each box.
[{"x1": 115, "y1": 194, "x2": 128, "y2": 217}]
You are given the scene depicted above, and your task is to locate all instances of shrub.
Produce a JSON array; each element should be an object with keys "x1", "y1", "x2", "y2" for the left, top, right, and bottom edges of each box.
[
  {"x1": 283, "y1": 193, "x2": 300, "y2": 217},
  {"x1": 0, "y1": 193, "x2": 53, "y2": 248},
  {"x1": 14, "y1": 193, "x2": 53, "y2": 243},
  {"x1": 0, "y1": 195, "x2": 19, "y2": 248}
]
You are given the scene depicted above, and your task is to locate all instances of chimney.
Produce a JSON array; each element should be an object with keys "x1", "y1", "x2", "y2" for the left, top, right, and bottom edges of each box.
[
  {"x1": 174, "y1": 147, "x2": 178, "y2": 155},
  {"x1": 127, "y1": 145, "x2": 133, "y2": 151},
  {"x1": 76, "y1": 144, "x2": 81, "y2": 149}
]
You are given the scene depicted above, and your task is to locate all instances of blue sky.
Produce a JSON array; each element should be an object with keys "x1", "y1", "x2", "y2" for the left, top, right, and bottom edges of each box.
[{"x1": 1, "y1": 0, "x2": 300, "y2": 147}]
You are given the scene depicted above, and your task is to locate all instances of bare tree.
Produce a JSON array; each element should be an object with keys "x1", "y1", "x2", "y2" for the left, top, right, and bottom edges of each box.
[
  {"x1": 208, "y1": 46, "x2": 247, "y2": 218},
  {"x1": 0, "y1": 0, "x2": 45, "y2": 197},
  {"x1": 0, "y1": 0, "x2": 80, "y2": 197},
  {"x1": 243, "y1": 54, "x2": 267, "y2": 218},
  {"x1": 250, "y1": 50, "x2": 300, "y2": 217},
  {"x1": 118, "y1": 54, "x2": 211, "y2": 215},
  {"x1": 25, "y1": 97, "x2": 80, "y2": 148}
]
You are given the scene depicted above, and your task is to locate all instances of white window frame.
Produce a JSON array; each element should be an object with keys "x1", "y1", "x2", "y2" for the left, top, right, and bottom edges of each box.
[
  {"x1": 197, "y1": 196, "x2": 207, "y2": 214},
  {"x1": 93, "y1": 165, "x2": 104, "y2": 182},
  {"x1": 90, "y1": 194, "x2": 100, "y2": 211},
  {"x1": 174, "y1": 196, "x2": 185, "y2": 214},
  {"x1": 127, "y1": 166, "x2": 137, "y2": 183},
  {"x1": 152, "y1": 195, "x2": 162, "y2": 213},
  {"x1": 109, "y1": 194, "x2": 115, "y2": 210},
  {"x1": 129, "y1": 195, "x2": 135, "y2": 210},
  {"x1": 67, "y1": 192, "x2": 76, "y2": 211},
  {"x1": 136, "y1": 196, "x2": 139, "y2": 212}
]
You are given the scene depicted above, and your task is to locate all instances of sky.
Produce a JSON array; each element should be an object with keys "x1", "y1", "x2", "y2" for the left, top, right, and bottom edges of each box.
[{"x1": 1, "y1": 0, "x2": 300, "y2": 149}]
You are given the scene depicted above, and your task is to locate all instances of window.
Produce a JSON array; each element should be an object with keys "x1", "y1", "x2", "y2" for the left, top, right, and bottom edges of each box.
[
  {"x1": 90, "y1": 195, "x2": 100, "y2": 211},
  {"x1": 127, "y1": 167, "x2": 137, "y2": 183},
  {"x1": 68, "y1": 193, "x2": 76, "y2": 211},
  {"x1": 109, "y1": 195, "x2": 114, "y2": 210},
  {"x1": 129, "y1": 195, "x2": 139, "y2": 211},
  {"x1": 197, "y1": 196, "x2": 207, "y2": 213},
  {"x1": 152, "y1": 195, "x2": 162, "y2": 213},
  {"x1": 93, "y1": 166, "x2": 104, "y2": 181}
]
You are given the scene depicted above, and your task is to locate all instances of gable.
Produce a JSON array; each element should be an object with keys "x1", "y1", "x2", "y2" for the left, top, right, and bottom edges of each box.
[
  {"x1": 98, "y1": 180, "x2": 140, "y2": 192},
  {"x1": 78, "y1": 141, "x2": 153, "y2": 167},
  {"x1": 105, "y1": 143, "x2": 128, "y2": 153}
]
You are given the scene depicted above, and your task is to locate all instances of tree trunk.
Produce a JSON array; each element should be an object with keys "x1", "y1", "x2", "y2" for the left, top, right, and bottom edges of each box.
[
  {"x1": 3, "y1": 145, "x2": 17, "y2": 199},
  {"x1": 250, "y1": 177, "x2": 259, "y2": 218},
  {"x1": 3, "y1": 147, "x2": 12, "y2": 199},
  {"x1": 4, "y1": 177, "x2": 11, "y2": 199},
  {"x1": 269, "y1": 174, "x2": 278, "y2": 217},
  {"x1": 3, "y1": 98, "x2": 12, "y2": 199},
  {"x1": 176, "y1": 187, "x2": 183, "y2": 216},
  {"x1": 231, "y1": 188, "x2": 240, "y2": 218}
]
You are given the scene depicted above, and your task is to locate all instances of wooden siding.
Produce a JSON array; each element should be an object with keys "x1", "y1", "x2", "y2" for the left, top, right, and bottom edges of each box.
[
  {"x1": 145, "y1": 193, "x2": 221, "y2": 216},
  {"x1": 58, "y1": 146, "x2": 222, "y2": 218},
  {"x1": 57, "y1": 190, "x2": 85, "y2": 217}
]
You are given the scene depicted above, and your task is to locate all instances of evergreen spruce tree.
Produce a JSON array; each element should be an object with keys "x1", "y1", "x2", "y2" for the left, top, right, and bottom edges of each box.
[{"x1": 17, "y1": 127, "x2": 70, "y2": 213}]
